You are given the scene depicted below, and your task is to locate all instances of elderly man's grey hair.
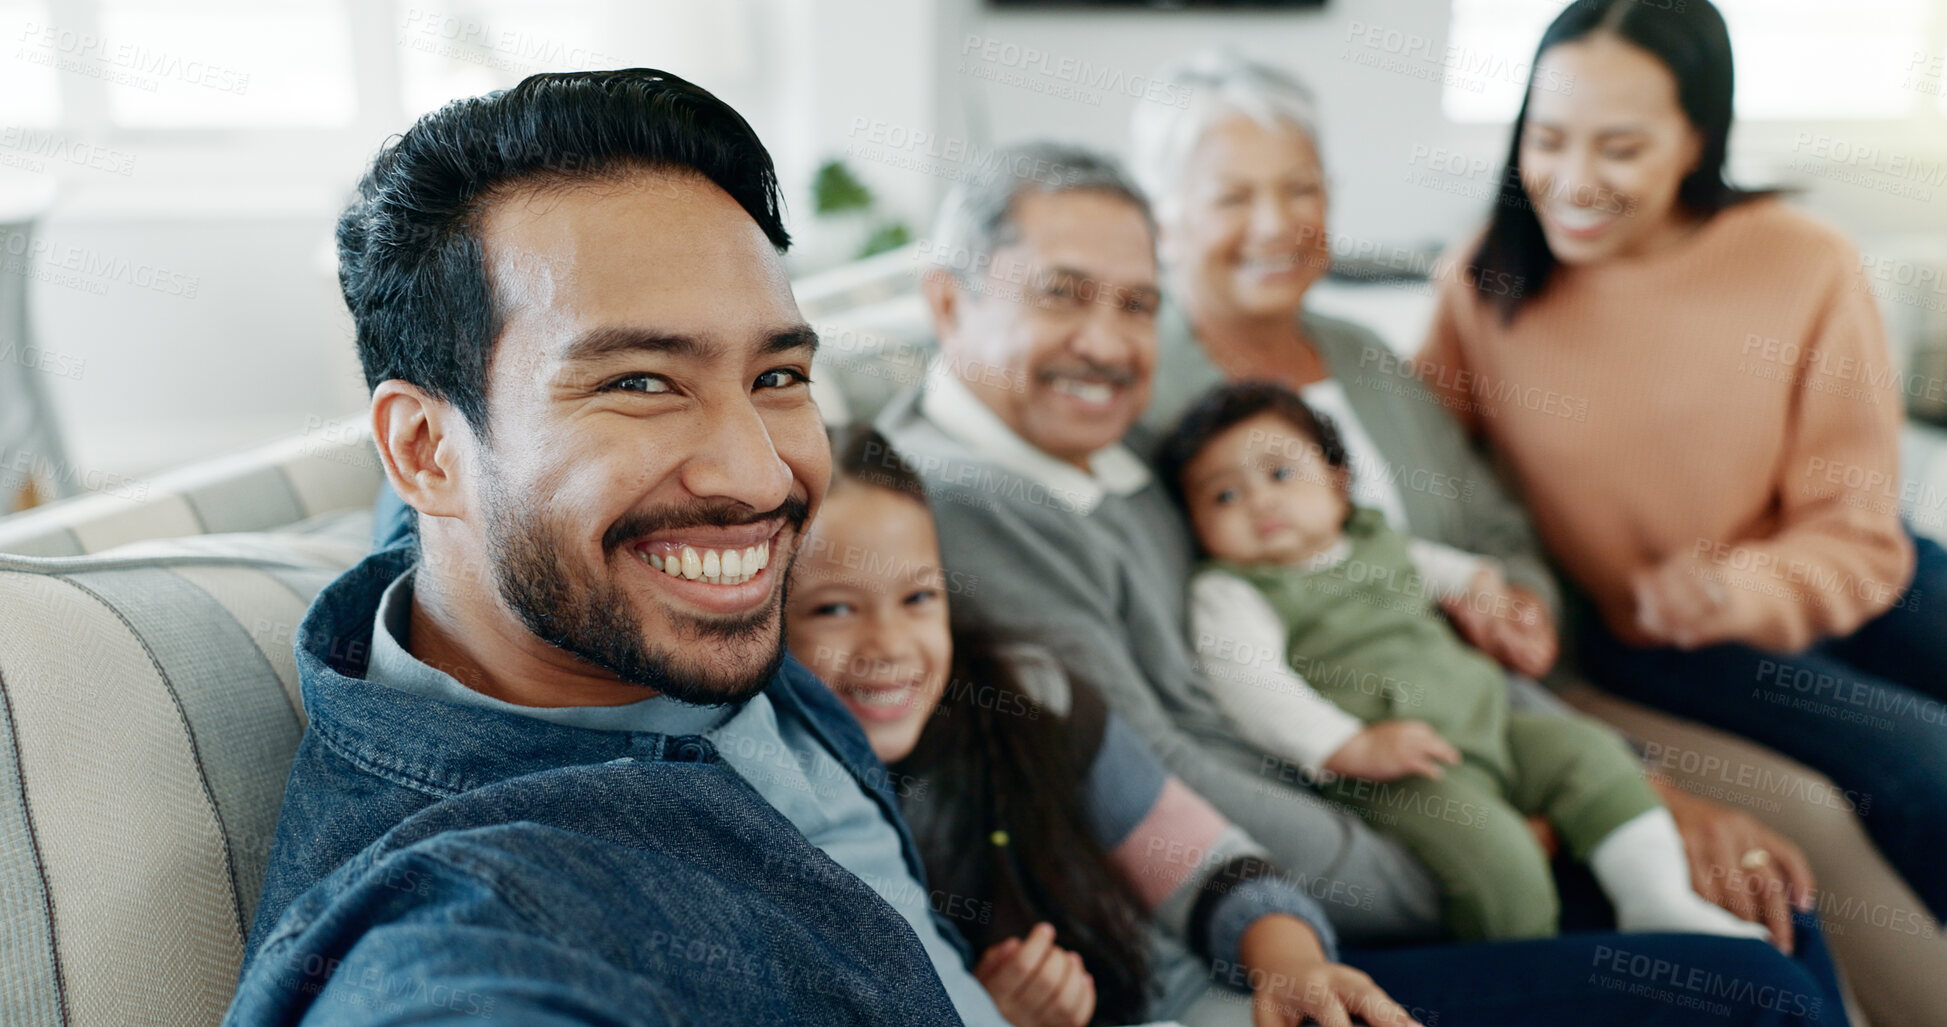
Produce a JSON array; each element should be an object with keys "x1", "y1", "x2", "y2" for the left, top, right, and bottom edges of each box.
[
  {"x1": 924, "y1": 140, "x2": 1154, "y2": 281},
  {"x1": 1129, "y1": 50, "x2": 1322, "y2": 225}
]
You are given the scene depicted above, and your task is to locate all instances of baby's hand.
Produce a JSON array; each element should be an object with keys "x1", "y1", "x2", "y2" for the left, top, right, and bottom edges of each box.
[
  {"x1": 1444, "y1": 566, "x2": 1559, "y2": 677},
  {"x1": 1324, "y1": 720, "x2": 1461, "y2": 781}
]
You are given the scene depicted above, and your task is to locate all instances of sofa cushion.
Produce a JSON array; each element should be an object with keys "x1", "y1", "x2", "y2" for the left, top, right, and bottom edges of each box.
[{"x1": 0, "y1": 520, "x2": 369, "y2": 1026}]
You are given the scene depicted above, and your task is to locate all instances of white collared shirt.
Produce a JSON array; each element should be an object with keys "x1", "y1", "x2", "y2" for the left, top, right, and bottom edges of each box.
[{"x1": 919, "y1": 358, "x2": 1151, "y2": 517}]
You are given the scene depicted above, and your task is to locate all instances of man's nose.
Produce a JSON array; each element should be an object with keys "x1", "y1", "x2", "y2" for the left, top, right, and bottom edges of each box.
[
  {"x1": 1071, "y1": 306, "x2": 1135, "y2": 367},
  {"x1": 678, "y1": 397, "x2": 794, "y2": 512}
]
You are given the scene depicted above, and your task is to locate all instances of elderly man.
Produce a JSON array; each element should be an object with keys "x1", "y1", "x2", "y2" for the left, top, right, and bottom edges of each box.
[{"x1": 230, "y1": 70, "x2": 1000, "y2": 1025}]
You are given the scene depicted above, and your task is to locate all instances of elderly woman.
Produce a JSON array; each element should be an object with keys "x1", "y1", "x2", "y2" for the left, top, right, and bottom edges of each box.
[{"x1": 1130, "y1": 50, "x2": 1816, "y2": 948}]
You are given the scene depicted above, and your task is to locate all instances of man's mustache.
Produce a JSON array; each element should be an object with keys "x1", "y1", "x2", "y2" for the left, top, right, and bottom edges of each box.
[{"x1": 601, "y1": 495, "x2": 813, "y2": 559}]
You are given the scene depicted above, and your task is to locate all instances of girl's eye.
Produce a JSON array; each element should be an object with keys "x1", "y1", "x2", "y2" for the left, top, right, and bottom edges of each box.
[
  {"x1": 1213, "y1": 488, "x2": 1238, "y2": 506},
  {"x1": 1603, "y1": 148, "x2": 1641, "y2": 161},
  {"x1": 811, "y1": 601, "x2": 854, "y2": 617},
  {"x1": 756, "y1": 368, "x2": 811, "y2": 390},
  {"x1": 1270, "y1": 464, "x2": 1293, "y2": 482},
  {"x1": 905, "y1": 588, "x2": 940, "y2": 607},
  {"x1": 609, "y1": 374, "x2": 672, "y2": 394}
]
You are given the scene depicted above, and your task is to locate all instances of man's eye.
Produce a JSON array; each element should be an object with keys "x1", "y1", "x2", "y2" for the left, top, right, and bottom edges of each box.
[
  {"x1": 756, "y1": 368, "x2": 811, "y2": 390},
  {"x1": 608, "y1": 375, "x2": 671, "y2": 394},
  {"x1": 1603, "y1": 148, "x2": 1642, "y2": 161},
  {"x1": 906, "y1": 588, "x2": 940, "y2": 607}
]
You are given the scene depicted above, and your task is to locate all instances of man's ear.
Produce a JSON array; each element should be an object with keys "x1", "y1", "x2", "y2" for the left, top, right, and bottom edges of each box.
[
  {"x1": 371, "y1": 380, "x2": 471, "y2": 519},
  {"x1": 919, "y1": 268, "x2": 963, "y2": 349}
]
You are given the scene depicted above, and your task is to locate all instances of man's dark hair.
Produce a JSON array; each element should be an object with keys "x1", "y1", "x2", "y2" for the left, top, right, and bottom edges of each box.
[
  {"x1": 1155, "y1": 380, "x2": 1350, "y2": 512},
  {"x1": 337, "y1": 68, "x2": 789, "y2": 438}
]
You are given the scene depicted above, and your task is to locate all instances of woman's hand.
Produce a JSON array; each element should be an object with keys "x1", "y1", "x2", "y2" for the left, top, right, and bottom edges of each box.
[
  {"x1": 1630, "y1": 554, "x2": 1744, "y2": 650},
  {"x1": 1443, "y1": 569, "x2": 1559, "y2": 676},
  {"x1": 1324, "y1": 721, "x2": 1461, "y2": 781},
  {"x1": 1240, "y1": 915, "x2": 1421, "y2": 1027},
  {"x1": 1653, "y1": 777, "x2": 1817, "y2": 953},
  {"x1": 974, "y1": 922, "x2": 1096, "y2": 1027}
]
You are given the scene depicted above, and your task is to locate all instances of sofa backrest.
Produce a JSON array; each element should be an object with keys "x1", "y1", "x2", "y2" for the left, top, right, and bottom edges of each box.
[
  {"x1": 0, "y1": 420, "x2": 383, "y2": 558},
  {"x1": 0, "y1": 524, "x2": 370, "y2": 1026}
]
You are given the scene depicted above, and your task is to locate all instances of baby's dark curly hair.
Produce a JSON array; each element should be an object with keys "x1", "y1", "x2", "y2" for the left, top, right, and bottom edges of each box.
[{"x1": 1154, "y1": 380, "x2": 1351, "y2": 512}]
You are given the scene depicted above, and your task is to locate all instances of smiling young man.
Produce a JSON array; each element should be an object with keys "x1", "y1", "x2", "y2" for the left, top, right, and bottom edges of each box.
[{"x1": 228, "y1": 70, "x2": 999, "y2": 1025}]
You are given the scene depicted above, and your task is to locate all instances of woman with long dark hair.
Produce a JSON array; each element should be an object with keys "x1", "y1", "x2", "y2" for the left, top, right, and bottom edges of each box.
[
  {"x1": 786, "y1": 426, "x2": 1849, "y2": 1027},
  {"x1": 1417, "y1": 0, "x2": 1947, "y2": 1008}
]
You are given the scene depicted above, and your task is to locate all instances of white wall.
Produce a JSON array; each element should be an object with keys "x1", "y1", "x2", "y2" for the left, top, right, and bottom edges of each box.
[{"x1": 9, "y1": 0, "x2": 1947, "y2": 493}]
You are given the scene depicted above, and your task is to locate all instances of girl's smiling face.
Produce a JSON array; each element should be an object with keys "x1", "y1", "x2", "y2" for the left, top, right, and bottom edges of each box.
[
  {"x1": 786, "y1": 483, "x2": 953, "y2": 763},
  {"x1": 1182, "y1": 412, "x2": 1348, "y2": 564}
]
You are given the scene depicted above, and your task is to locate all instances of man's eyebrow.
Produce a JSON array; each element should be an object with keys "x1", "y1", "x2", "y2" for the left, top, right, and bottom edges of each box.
[
  {"x1": 562, "y1": 326, "x2": 708, "y2": 363},
  {"x1": 764, "y1": 324, "x2": 820, "y2": 357},
  {"x1": 560, "y1": 323, "x2": 819, "y2": 363}
]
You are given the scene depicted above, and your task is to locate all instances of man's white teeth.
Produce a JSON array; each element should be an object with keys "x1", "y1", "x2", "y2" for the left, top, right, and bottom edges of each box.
[
  {"x1": 638, "y1": 540, "x2": 770, "y2": 585},
  {"x1": 1051, "y1": 378, "x2": 1115, "y2": 405}
]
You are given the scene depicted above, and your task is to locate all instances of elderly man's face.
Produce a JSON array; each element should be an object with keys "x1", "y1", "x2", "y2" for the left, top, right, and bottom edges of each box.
[
  {"x1": 457, "y1": 171, "x2": 828, "y2": 704},
  {"x1": 934, "y1": 190, "x2": 1160, "y2": 467}
]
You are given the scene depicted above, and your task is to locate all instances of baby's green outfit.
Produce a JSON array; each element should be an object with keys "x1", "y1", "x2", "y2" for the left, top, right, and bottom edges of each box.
[{"x1": 1202, "y1": 508, "x2": 1658, "y2": 939}]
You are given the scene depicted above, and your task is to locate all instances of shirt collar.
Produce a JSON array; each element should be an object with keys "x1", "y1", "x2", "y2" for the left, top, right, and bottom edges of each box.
[
  {"x1": 918, "y1": 358, "x2": 1151, "y2": 516},
  {"x1": 367, "y1": 567, "x2": 731, "y2": 736}
]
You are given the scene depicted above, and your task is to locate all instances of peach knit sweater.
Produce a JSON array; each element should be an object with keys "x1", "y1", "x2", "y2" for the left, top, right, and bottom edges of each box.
[{"x1": 1416, "y1": 200, "x2": 1913, "y2": 653}]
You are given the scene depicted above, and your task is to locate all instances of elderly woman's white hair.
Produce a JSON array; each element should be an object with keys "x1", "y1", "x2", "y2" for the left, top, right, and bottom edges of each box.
[{"x1": 1129, "y1": 49, "x2": 1322, "y2": 224}]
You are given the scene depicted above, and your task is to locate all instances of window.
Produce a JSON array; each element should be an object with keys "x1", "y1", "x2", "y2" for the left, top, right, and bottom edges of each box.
[
  {"x1": 393, "y1": 0, "x2": 756, "y2": 118},
  {"x1": 96, "y1": 0, "x2": 356, "y2": 128},
  {"x1": 1444, "y1": 0, "x2": 1939, "y2": 123},
  {"x1": 0, "y1": 2, "x2": 62, "y2": 129}
]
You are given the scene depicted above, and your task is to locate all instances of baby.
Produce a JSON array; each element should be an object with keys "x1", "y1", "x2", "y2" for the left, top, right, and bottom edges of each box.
[{"x1": 1157, "y1": 381, "x2": 1767, "y2": 942}]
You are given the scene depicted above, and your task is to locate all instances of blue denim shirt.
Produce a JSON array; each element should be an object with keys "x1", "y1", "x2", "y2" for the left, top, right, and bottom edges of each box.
[{"x1": 229, "y1": 542, "x2": 968, "y2": 1025}]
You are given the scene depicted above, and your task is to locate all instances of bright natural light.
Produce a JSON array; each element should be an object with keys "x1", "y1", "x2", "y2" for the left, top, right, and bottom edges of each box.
[
  {"x1": 394, "y1": 0, "x2": 754, "y2": 119},
  {"x1": 0, "y1": 2, "x2": 61, "y2": 129},
  {"x1": 1445, "y1": 0, "x2": 1937, "y2": 122},
  {"x1": 97, "y1": 0, "x2": 356, "y2": 128}
]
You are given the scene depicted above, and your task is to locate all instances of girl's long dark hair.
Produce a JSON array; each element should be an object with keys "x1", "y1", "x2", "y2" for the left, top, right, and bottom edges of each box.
[
  {"x1": 829, "y1": 425, "x2": 1152, "y2": 1025},
  {"x1": 1472, "y1": 0, "x2": 1774, "y2": 323}
]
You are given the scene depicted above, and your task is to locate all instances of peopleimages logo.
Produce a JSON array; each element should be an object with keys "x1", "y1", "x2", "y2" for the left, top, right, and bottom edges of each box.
[{"x1": 960, "y1": 35, "x2": 1193, "y2": 109}]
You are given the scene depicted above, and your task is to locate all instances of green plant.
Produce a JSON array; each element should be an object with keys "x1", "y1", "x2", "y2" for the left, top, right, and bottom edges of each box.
[{"x1": 812, "y1": 159, "x2": 874, "y2": 215}]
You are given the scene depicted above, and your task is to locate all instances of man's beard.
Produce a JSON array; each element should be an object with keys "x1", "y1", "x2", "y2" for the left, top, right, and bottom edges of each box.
[{"x1": 480, "y1": 478, "x2": 808, "y2": 706}]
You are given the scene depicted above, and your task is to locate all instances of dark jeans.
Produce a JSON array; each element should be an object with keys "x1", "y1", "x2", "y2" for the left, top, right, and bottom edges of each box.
[
  {"x1": 1350, "y1": 913, "x2": 1846, "y2": 1026},
  {"x1": 1578, "y1": 530, "x2": 1947, "y2": 920}
]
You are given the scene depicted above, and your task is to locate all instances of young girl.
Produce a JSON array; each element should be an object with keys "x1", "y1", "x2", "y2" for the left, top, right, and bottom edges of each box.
[
  {"x1": 1157, "y1": 382, "x2": 1767, "y2": 944},
  {"x1": 786, "y1": 426, "x2": 1409, "y2": 1027}
]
